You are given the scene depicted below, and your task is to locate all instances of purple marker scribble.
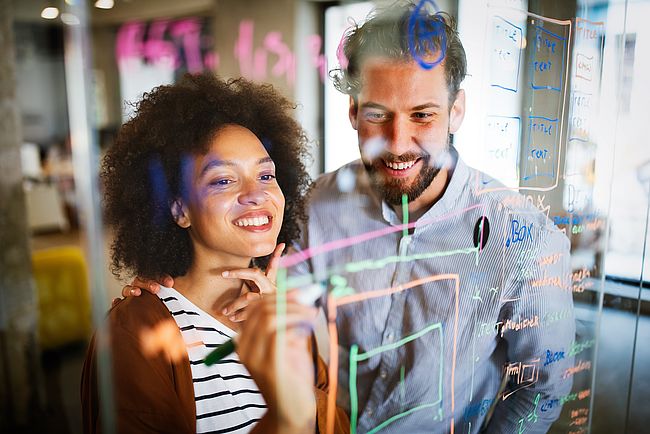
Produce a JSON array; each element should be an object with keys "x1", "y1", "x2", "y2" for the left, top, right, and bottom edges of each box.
[
  {"x1": 264, "y1": 32, "x2": 295, "y2": 85},
  {"x1": 116, "y1": 22, "x2": 145, "y2": 68},
  {"x1": 171, "y1": 19, "x2": 203, "y2": 74},
  {"x1": 307, "y1": 34, "x2": 328, "y2": 81},
  {"x1": 234, "y1": 20, "x2": 255, "y2": 78}
]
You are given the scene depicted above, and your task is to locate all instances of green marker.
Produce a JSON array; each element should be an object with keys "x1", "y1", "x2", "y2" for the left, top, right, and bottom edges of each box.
[
  {"x1": 204, "y1": 339, "x2": 236, "y2": 366},
  {"x1": 203, "y1": 282, "x2": 324, "y2": 366}
]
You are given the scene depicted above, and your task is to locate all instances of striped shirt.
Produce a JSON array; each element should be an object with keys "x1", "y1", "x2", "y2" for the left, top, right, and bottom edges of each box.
[
  {"x1": 289, "y1": 149, "x2": 575, "y2": 434},
  {"x1": 157, "y1": 286, "x2": 266, "y2": 434}
]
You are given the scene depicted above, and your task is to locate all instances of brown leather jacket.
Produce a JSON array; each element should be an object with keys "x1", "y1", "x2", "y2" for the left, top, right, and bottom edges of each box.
[{"x1": 81, "y1": 291, "x2": 349, "y2": 434}]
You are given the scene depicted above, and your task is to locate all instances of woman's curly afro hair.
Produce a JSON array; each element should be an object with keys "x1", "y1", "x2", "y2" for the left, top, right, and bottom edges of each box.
[{"x1": 102, "y1": 73, "x2": 311, "y2": 280}]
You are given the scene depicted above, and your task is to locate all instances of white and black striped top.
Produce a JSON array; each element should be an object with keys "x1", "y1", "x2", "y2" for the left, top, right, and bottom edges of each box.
[{"x1": 157, "y1": 286, "x2": 266, "y2": 434}]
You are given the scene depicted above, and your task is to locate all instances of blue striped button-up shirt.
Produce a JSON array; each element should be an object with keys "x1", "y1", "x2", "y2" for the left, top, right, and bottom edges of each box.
[{"x1": 288, "y1": 151, "x2": 575, "y2": 433}]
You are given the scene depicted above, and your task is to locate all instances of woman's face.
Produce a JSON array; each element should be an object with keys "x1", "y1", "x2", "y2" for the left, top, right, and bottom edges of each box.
[{"x1": 176, "y1": 124, "x2": 285, "y2": 263}]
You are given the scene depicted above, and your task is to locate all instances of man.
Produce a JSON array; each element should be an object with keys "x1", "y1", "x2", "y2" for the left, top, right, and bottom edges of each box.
[
  {"x1": 284, "y1": 4, "x2": 574, "y2": 433},
  {"x1": 127, "y1": 3, "x2": 575, "y2": 433}
]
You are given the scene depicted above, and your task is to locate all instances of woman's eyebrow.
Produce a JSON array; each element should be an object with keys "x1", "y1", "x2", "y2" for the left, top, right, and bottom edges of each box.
[
  {"x1": 200, "y1": 159, "x2": 234, "y2": 177},
  {"x1": 200, "y1": 157, "x2": 274, "y2": 176}
]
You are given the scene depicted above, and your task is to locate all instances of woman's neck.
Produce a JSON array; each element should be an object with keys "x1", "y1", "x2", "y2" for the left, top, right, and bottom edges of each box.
[{"x1": 172, "y1": 254, "x2": 251, "y2": 328}]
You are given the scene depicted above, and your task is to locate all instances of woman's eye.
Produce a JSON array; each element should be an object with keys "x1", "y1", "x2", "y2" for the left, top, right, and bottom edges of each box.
[
  {"x1": 210, "y1": 179, "x2": 232, "y2": 186},
  {"x1": 260, "y1": 174, "x2": 276, "y2": 181}
]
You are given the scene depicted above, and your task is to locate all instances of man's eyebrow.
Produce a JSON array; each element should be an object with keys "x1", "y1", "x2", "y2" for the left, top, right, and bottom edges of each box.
[
  {"x1": 360, "y1": 102, "x2": 389, "y2": 110},
  {"x1": 200, "y1": 157, "x2": 274, "y2": 176},
  {"x1": 411, "y1": 103, "x2": 441, "y2": 111}
]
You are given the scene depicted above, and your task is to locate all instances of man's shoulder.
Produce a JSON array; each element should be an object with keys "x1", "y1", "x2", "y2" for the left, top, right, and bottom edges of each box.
[
  {"x1": 309, "y1": 160, "x2": 368, "y2": 205},
  {"x1": 460, "y1": 163, "x2": 568, "y2": 249}
]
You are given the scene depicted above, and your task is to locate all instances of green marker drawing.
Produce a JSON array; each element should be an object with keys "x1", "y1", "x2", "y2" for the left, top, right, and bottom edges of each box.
[
  {"x1": 348, "y1": 322, "x2": 444, "y2": 433},
  {"x1": 402, "y1": 193, "x2": 409, "y2": 238}
]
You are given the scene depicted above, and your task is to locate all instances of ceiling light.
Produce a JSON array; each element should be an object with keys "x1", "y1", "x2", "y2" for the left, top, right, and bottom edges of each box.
[
  {"x1": 94, "y1": 0, "x2": 114, "y2": 9},
  {"x1": 60, "y1": 12, "x2": 80, "y2": 25},
  {"x1": 40, "y1": 6, "x2": 59, "y2": 19}
]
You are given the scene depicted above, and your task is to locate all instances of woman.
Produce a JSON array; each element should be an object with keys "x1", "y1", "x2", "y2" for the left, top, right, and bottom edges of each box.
[{"x1": 81, "y1": 74, "x2": 348, "y2": 434}]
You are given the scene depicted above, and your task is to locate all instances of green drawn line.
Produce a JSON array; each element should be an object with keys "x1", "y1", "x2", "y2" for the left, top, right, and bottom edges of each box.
[
  {"x1": 276, "y1": 268, "x2": 287, "y2": 382},
  {"x1": 356, "y1": 322, "x2": 442, "y2": 361},
  {"x1": 285, "y1": 247, "x2": 480, "y2": 289},
  {"x1": 349, "y1": 344, "x2": 360, "y2": 434},
  {"x1": 344, "y1": 247, "x2": 479, "y2": 274},
  {"x1": 402, "y1": 193, "x2": 409, "y2": 238},
  {"x1": 349, "y1": 323, "x2": 445, "y2": 433},
  {"x1": 367, "y1": 402, "x2": 443, "y2": 434}
]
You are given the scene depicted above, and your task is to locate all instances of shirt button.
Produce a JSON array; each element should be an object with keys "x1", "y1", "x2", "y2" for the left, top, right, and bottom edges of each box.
[
  {"x1": 386, "y1": 332, "x2": 394, "y2": 341},
  {"x1": 380, "y1": 370, "x2": 388, "y2": 379},
  {"x1": 366, "y1": 407, "x2": 373, "y2": 416}
]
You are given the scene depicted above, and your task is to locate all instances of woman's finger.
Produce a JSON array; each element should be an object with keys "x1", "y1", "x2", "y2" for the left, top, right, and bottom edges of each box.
[
  {"x1": 222, "y1": 268, "x2": 275, "y2": 294},
  {"x1": 265, "y1": 243, "x2": 285, "y2": 284},
  {"x1": 222, "y1": 291, "x2": 261, "y2": 317}
]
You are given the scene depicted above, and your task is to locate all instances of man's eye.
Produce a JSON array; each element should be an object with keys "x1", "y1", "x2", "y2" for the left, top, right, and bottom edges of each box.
[
  {"x1": 412, "y1": 112, "x2": 434, "y2": 120},
  {"x1": 260, "y1": 174, "x2": 276, "y2": 181},
  {"x1": 365, "y1": 112, "x2": 387, "y2": 121}
]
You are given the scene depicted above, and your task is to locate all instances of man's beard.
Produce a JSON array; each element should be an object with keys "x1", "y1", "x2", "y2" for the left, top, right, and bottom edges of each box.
[{"x1": 363, "y1": 151, "x2": 441, "y2": 206}]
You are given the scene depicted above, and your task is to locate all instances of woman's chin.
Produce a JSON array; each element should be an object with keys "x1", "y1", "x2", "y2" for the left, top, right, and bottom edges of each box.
[{"x1": 247, "y1": 243, "x2": 277, "y2": 259}]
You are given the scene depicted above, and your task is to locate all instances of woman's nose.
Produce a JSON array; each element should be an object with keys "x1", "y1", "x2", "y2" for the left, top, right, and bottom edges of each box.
[{"x1": 238, "y1": 183, "x2": 267, "y2": 206}]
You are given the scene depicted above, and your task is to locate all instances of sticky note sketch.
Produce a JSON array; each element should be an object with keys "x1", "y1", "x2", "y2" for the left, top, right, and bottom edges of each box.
[
  {"x1": 530, "y1": 25, "x2": 567, "y2": 92},
  {"x1": 479, "y1": 9, "x2": 572, "y2": 194},
  {"x1": 490, "y1": 16, "x2": 523, "y2": 92}
]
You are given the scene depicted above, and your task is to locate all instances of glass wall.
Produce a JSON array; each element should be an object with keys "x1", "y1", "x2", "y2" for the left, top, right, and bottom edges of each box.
[{"x1": 1, "y1": 0, "x2": 649, "y2": 433}]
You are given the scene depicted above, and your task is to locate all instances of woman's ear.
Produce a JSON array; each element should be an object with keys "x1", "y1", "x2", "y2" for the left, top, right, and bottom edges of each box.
[{"x1": 170, "y1": 199, "x2": 191, "y2": 228}]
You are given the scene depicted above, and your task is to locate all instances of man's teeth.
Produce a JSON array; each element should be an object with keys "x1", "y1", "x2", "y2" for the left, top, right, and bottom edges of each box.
[
  {"x1": 384, "y1": 160, "x2": 416, "y2": 170},
  {"x1": 235, "y1": 216, "x2": 270, "y2": 227}
]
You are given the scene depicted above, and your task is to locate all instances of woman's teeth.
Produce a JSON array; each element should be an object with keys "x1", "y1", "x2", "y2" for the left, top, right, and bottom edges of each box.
[{"x1": 235, "y1": 216, "x2": 270, "y2": 227}]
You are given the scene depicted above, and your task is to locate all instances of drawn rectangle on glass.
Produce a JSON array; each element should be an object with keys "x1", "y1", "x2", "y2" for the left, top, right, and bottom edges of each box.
[
  {"x1": 522, "y1": 116, "x2": 559, "y2": 182},
  {"x1": 329, "y1": 274, "x2": 460, "y2": 434},
  {"x1": 575, "y1": 53, "x2": 593, "y2": 81},
  {"x1": 481, "y1": 115, "x2": 521, "y2": 187},
  {"x1": 490, "y1": 16, "x2": 523, "y2": 92},
  {"x1": 348, "y1": 323, "x2": 444, "y2": 434},
  {"x1": 568, "y1": 91, "x2": 591, "y2": 143},
  {"x1": 530, "y1": 25, "x2": 567, "y2": 92},
  {"x1": 503, "y1": 358, "x2": 540, "y2": 400}
]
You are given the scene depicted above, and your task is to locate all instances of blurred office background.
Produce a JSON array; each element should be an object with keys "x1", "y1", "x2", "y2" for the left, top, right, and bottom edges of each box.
[{"x1": 1, "y1": 0, "x2": 649, "y2": 433}]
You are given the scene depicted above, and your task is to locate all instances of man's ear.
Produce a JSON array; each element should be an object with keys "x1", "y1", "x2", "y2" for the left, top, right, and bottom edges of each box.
[
  {"x1": 170, "y1": 199, "x2": 191, "y2": 228},
  {"x1": 449, "y1": 89, "x2": 466, "y2": 134},
  {"x1": 348, "y1": 95, "x2": 359, "y2": 130}
]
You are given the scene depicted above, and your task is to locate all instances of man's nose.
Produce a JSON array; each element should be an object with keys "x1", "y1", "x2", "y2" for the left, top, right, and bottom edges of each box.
[
  {"x1": 238, "y1": 181, "x2": 267, "y2": 206},
  {"x1": 385, "y1": 118, "x2": 412, "y2": 155}
]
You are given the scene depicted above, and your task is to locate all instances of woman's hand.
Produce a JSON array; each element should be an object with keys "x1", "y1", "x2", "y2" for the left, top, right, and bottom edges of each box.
[
  {"x1": 221, "y1": 243, "x2": 285, "y2": 322},
  {"x1": 115, "y1": 243, "x2": 285, "y2": 311},
  {"x1": 239, "y1": 294, "x2": 317, "y2": 433}
]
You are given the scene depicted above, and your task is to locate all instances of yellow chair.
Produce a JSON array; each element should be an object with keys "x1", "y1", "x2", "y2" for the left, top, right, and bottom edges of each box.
[{"x1": 32, "y1": 246, "x2": 92, "y2": 350}]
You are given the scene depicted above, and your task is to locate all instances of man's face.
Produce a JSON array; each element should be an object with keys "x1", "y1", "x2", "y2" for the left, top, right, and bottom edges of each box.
[{"x1": 349, "y1": 57, "x2": 465, "y2": 205}]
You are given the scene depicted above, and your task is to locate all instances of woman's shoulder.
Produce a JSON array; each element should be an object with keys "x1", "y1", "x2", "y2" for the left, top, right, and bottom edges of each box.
[{"x1": 108, "y1": 290, "x2": 171, "y2": 332}]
